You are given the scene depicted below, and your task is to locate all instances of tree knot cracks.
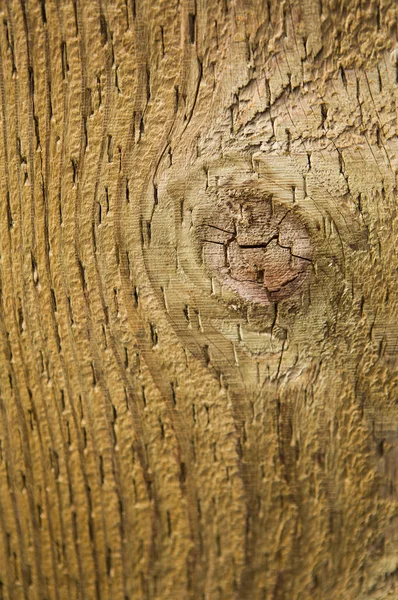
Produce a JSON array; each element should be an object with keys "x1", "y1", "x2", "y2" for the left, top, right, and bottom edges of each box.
[{"x1": 199, "y1": 195, "x2": 313, "y2": 304}]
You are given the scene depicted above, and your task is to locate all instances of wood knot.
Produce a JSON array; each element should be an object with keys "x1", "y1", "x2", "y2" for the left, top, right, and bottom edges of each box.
[{"x1": 199, "y1": 196, "x2": 313, "y2": 304}]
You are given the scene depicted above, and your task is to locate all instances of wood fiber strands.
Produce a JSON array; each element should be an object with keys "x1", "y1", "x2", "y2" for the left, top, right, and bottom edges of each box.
[{"x1": 0, "y1": 1, "x2": 397, "y2": 599}]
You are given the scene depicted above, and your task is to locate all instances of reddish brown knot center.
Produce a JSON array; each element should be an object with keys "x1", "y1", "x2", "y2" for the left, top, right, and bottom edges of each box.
[{"x1": 199, "y1": 196, "x2": 313, "y2": 304}]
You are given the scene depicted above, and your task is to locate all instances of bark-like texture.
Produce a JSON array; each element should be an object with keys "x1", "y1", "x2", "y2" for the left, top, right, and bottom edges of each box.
[{"x1": 0, "y1": 0, "x2": 397, "y2": 598}]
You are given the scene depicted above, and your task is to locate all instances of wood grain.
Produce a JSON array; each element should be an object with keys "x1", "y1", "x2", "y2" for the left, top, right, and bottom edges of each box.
[{"x1": 0, "y1": 0, "x2": 397, "y2": 598}]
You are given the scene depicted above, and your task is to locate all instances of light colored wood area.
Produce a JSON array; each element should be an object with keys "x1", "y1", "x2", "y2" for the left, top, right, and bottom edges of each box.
[{"x1": 0, "y1": 0, "x2": 397, "y2": 598}]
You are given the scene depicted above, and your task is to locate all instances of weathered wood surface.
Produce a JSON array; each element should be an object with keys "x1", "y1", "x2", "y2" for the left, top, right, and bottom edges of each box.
[{"x1": 0, "y1": 0, "x2": 397, "y2": 598}]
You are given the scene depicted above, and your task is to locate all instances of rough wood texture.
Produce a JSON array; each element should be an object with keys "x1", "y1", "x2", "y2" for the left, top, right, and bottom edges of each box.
[{"x1": 0, "y1": 0, "x2": 397, "y2": 598}]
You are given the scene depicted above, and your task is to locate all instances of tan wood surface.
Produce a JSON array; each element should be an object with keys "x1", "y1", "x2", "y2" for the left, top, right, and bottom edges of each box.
[{"x1": 0, "y1": 0, "x2": 397, "y2": 598}]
